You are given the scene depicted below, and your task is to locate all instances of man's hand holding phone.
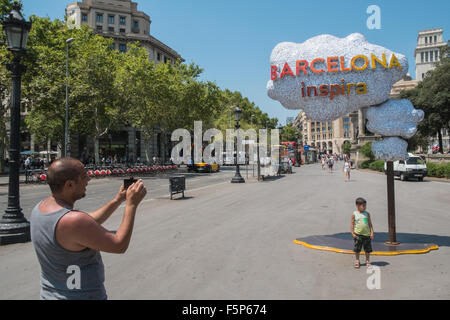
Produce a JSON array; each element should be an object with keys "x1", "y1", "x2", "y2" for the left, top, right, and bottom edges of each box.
[{"x1": 126, "y1": 179, "x2": 147, "y2": 207}]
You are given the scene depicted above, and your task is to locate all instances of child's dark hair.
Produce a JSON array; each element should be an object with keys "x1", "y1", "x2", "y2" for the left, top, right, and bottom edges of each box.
[{"x1": 355, "y1": 197, "x2": 367, "y2": 205}]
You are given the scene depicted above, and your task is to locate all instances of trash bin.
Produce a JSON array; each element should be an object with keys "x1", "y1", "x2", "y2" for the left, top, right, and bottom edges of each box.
[{"x1": 169, "y1": 175, "x2": 185, "y2": 200}]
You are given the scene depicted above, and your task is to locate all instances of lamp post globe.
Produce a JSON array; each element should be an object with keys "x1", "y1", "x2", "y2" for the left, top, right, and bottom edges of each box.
[
  {"x1": 2, "y1": 5, "x2": 32, "y2": 52},
  {"x1": 231, "y1": 105, "x2": 245, "y2": 183},
  {"x1": 0, "y1": 5, "x2": 32, "y2": 245}
]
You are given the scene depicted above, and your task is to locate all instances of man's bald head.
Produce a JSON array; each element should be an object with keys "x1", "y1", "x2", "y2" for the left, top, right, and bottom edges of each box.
[{"x1": 47, "y1": 158, "x2": 85, "y2": 194}]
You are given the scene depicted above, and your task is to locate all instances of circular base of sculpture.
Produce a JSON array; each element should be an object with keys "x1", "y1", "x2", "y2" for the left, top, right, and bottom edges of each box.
[{"x1": 294, "y1": 235, "x2": 438, "y2": 256}]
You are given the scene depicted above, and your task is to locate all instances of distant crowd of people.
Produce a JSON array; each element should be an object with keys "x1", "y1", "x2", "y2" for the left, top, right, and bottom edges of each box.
[
  {"x1": 319, "y1": 153, "x2": 353, "y2": 181},
  {"x1": 22, "y1": 155, "x2": 56, "y2": 171}
]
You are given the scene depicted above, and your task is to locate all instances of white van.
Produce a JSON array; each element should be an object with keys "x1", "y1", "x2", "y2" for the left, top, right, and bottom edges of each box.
[{"x1": 385, "y1": 153, "x2": 427, "y2": 181}]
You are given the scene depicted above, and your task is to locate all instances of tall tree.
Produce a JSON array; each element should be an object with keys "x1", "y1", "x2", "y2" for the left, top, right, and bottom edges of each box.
[{"x1": 402, "y1": 45, "x2": 450, "y2": 153}]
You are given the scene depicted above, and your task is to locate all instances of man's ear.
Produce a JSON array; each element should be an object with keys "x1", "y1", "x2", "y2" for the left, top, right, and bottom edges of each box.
[{"x1": 64, "y1": 180, "x2": 74, "y2": 189}]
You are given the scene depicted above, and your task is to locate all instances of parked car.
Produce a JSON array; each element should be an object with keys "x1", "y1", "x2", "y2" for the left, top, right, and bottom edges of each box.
[{"x1": 385, "y1": 153, "x2": 427, "y2": 181}]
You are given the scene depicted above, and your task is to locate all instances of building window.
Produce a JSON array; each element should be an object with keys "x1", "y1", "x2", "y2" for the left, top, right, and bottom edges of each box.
[
  {"x1": 119, "y1": 28, "x2": 125, "y2": 34},
  {"x1": 317, "y1": 128, "x2": 320, "y2": 133},
  {"x1": 425, "y1": 37, "x2": 427, "y2": 44},
  {"x1": 157, "y1": 52, "x2": 161, "y2": 61},
  {"x1": 435, "y1": 50, "x2": 439, "y2": 61},
  {"x1": 421, "y1": 52, "x2": 424, "y2": 63},
  {"x1": 425, "y1": 51, "x2": 428, "y2": 62},
  {"x1": 164, "y1": 57, "x2": 168, "y2": 63},
  {"x1": 133, "y1": 20, "x2": 139, "y2": 29},
  {"x1": 430, "y1": 51, "x2": 433, "y2": 62},
  {"x1": 108, "y1": 26, "x2": 114, "y2": 32},
  {"x1": 108, "y1": 15, "x2": 115, "y2": 24},
  {"x1": 429, "y1": 36, "x2": 432, "y2": 43},
  {"x1": 119, "y1": 44, "x2": 127, "y2": 52},
  {"x1": 96, "y1": 13, "x2": 103, "y2": 23},
  {"x1": 120, "y1": 16, "x2": 126, "y2": 25},
  {"x1": 96, "y1": 25, "x2": 103, "y2": 31},
  {"x1": 434, "y1": 35, "x2": 437, "y2": 43},
  {"x1": 81, "y1": 13, "x2": 88, "y2": 22},
  {"x1": 422, "y1": 73, "x2": 424, "y2": 79}
]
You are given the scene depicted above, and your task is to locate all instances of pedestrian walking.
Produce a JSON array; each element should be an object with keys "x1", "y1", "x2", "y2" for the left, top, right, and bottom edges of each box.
[
  {"x1": 30, "y1": 158, "x2": 147, "y2": 299},
  {"x1": 321, "y1": 156, "x2": 325, "y2": 170},
  {"x1": 327, "y1": 157, "x2": 334, "y2": 173},
  {"x1": 343, "y1": 158, "x2": 351, "y2": 181},
  {"x1": 350, "y1": 197, "x2": 374, "y2": 269}
]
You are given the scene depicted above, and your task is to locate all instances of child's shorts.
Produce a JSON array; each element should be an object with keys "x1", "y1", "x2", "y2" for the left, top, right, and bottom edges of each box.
[{"x1": 353, "y1": 234, "x2": 372, "y2": 253}]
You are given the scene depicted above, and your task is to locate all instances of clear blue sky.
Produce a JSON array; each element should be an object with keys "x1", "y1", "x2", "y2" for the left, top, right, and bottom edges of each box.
[{"x1": 22, "y1": 0, "x2": 450, "y2": 124}]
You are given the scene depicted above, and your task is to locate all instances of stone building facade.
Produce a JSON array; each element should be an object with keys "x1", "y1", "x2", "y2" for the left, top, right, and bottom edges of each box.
[
  {"x1": 415, "y1": 28, "x2": 446, "y2": 81},
  {"x1": 294, "y1": 111, "x2": 356, "y2": 155}
]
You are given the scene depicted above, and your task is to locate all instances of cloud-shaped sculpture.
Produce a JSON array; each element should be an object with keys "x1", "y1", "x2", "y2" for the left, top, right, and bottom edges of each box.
[
  {"x1": 366, "y1": 99, "x2": 424, "y2": 139},
  {"x1": 372, "y1": 137, "x2": 409, "y2": 161},
  {"x1": 267, "y1": 33, "x2": 408, "y2": 121}
]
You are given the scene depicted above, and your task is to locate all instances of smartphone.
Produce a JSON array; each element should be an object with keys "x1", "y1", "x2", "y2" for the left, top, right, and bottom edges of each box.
[{"x1": 124, "y1": 177, "x2": 137, "y2": 189}]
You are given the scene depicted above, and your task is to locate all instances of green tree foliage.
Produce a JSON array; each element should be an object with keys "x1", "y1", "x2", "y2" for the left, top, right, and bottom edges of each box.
[
  {"x1": 280, "y1": 123, "x2": 301, "y2": 142},
  {"x1": 401, "y1": 45, "x2": 450, "y2": 153},
  {"x1": 1, "y1": 12, "x2": 279, "y2": 167},
  {"x1": 360, "y1": 142, "x2": 375, "y2": 161},
  {"x1": 0, "y1": 0, "x2": 21, "y2": 17},
  {"x1": 342, "y1": 140, "x2": 351, "y2": 155}
]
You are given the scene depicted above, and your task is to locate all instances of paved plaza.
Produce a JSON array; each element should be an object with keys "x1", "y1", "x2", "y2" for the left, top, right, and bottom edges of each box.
[{"x1": 0, "y1": 164, "x2": 449, "y2": 299}]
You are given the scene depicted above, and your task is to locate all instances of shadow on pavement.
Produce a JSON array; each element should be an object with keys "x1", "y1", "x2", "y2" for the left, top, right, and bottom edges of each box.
[
  {"x1": 329, "y1": 232, "x2": 450, "y2": 247},
  {"x1": 170, "y1": 196, "x2": 194, "y2": 201},
  {"x1": 370, "y1": 261, "x2": 390, "y2": 267},
  {"x1": 262, "y1": 175, "x2": 285, "y2": 182}
]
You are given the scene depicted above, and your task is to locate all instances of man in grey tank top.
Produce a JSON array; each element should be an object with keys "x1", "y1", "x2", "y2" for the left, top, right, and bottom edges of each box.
[{"x1": 30, "y1": 158, "x2": 147, "y2": 300}]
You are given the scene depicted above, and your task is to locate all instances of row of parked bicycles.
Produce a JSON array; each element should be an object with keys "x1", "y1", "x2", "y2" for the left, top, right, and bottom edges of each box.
[{"x1": 25, "y1": 164, "x2": 179, "y2": 184}]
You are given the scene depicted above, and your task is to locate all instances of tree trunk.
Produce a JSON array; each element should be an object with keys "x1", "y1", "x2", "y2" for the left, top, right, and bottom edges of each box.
[
  {"x1": 438, "y1": 128, "x2": 444, "y2": 154},
  {"x1": 144, "y1": 136, "x2": 151, "y2": 164},
  {"x1": 94, "y1": 138, "x2": 100, "y2": 165},
  {"x1": 161, "y1": 131, "x2": 166, "y2": 164},
  {"x1": 0, "y1": 144, "x2": 4, "y2": 173}
]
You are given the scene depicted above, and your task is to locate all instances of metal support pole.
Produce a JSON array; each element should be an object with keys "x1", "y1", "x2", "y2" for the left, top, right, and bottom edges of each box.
[
  {"x1": 0, "y1": 55, "x2": 30, "y2": 245},
  {"x1": 385, "y1": 161, "x2": 400, "y2": 245}
]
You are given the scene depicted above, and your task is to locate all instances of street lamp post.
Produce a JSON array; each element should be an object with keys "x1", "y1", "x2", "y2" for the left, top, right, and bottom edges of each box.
[
  {"x1": 231, "y1": 106, "x2": 245, "y2": 183},
  {"x1": 278, "y1": 125, "x2": 283, "y2": 175},
  {"x1": 0, "y1": 5, "x2": 32, "y2": 245},
  {"x1": 65, "y1": 38, "x2": 75, "y2": 157},
  {"x1": 295, "y1": 132, "x2": 300, "y2": 167}
]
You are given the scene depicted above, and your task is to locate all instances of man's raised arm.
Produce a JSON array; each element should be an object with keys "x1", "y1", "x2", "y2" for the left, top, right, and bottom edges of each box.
[{"x1": 88, "y1": 184, "x2": 127, "y2": 225}]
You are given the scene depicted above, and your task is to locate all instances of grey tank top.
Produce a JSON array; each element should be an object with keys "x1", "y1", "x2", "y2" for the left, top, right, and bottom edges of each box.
[{"x1": 30, "y1": 201, "x2": 107, "y2": 300}]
